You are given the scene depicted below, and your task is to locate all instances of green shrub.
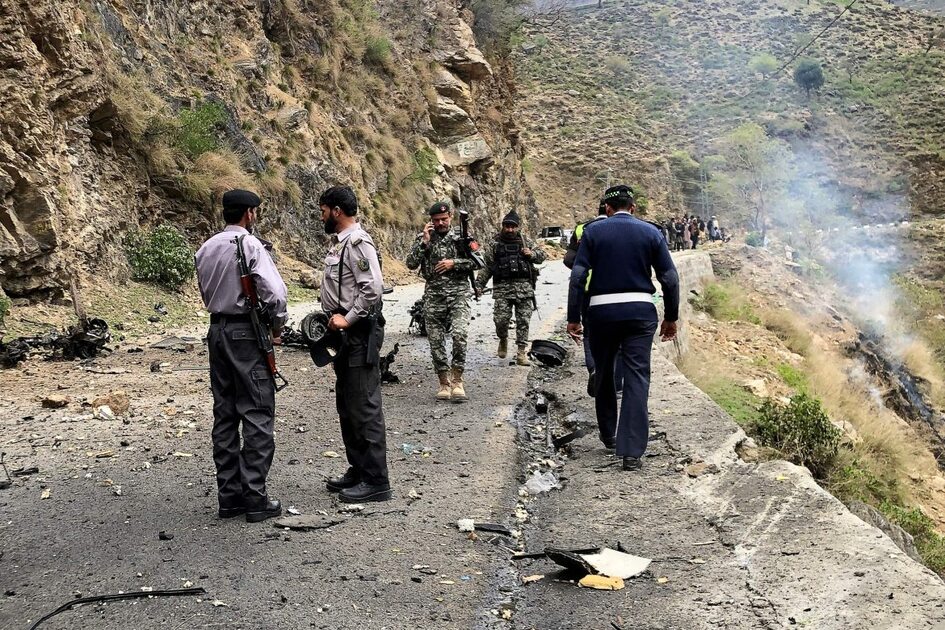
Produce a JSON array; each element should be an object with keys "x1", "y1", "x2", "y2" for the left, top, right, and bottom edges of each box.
[
  {"x1": 794, "y1": 59, "x2": 825, "y2": 97},
  {"x1": 407, "y1": 147, "x2": 440, "y2": 184},
  {"x1": 125, "y1": 225, "x2": 196, "y2": 289},
  {"x1": 0, "y1": 292, "x2": 10, "y2": 327},
  {"x1": 692, "y1": 282, "x2": 760, "y2": 323},
  {"x1": 755, "y1": 393, "x2": 841, "y2": 478},
  {"x1": 605, "y1": 55, "x2": 633, "y2": 77},
  {"x1": 703, "y1": 378, "x2": 763, "y2": 427},
  {"x1": 747, "y1": 53, "x2": 778, "y2": 78},
  {"x1": 176, "y1": 102, "x2": 227, "y2": 159},
  {"x1": 881, "y1": 502, "x2": 945, "y2": 575},
  {"x1": 745, "y1": 231, "x2": 764, "y2": 247},
  {"x1": 777, "y1": 363, "x2": 808, "y2": 392},
  {"x1": 363, "y1": 36, "x2": 392, "y2": 68}
]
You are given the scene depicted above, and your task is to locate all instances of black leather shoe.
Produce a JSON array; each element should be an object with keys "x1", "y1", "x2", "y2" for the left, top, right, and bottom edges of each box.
[
  {"x1": 339, "y1": 482, "x2": 392, "y2": 503},
  {"x1": 623, "y1": 456, "x2": 642, "y2": 471},
  {"x1": 326, "y1": 468, "x2": 360, "y2": 493},
  {"x1": 246, "y1": 499, "x2": 282, "y2": 523},
  {"x1": 218, "y1": 504, "x2": 246, "y2": 519},
  {"x1": 586, "y1": 372, "x2": 596, "y2": 397},
  {"x1": 601, "y1": 437, "x2": 616, "y2": 450}
]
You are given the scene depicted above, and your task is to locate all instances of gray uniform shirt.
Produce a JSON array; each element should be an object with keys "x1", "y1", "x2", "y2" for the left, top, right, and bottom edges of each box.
[
  {"x1": 195, "y1": 225, "x2": 289, "y2": 330},
  {"x1": 320, "y1": 223, "x2": 383, "y2": 325}
]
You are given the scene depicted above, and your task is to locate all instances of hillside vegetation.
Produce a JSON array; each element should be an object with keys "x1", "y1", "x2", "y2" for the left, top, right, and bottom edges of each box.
[{"x1": 0, "y1": 0, "x2": 532, "y2": 311}]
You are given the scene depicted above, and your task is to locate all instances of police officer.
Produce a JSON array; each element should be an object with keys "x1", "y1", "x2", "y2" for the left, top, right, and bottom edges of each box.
[
  {"x1": 195, "y1": 189, "x2": 287, "y2": 522},
  {"x1": 405, "y1": 201, "x2": 479, "y2": 402},
  {"x1": 477, "y1": 210, "x2": 546, "y2": 365},
  {"x1": 318, "y1": 186, "x2": 391, "y2": 503},
  {"x1": 566, "y1": 185, "x2": 679, "y2": 471},
  {"x1": 564, "y1": 200, "x2": 609, "y2": 394}
]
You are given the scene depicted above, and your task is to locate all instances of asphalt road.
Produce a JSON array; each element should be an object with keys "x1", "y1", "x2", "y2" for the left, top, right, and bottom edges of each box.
[{"x1": 3, "y1": 260, "x2": 945, "y2": 630}]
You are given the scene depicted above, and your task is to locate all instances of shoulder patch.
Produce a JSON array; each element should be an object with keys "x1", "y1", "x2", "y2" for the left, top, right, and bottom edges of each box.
[
  {"x1": 357, "y1": 257, "x2": 370, "y2": 272},
  {"x1": 352, "y1": 237, "x2": 363, "y2": 246}
]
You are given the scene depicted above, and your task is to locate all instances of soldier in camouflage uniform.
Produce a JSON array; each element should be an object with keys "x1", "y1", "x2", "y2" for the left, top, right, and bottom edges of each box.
[
  {"x1": 405, "y1": 201, "x2": 480, "y2": 402},
  {"x1": 477, "y1": 210, "x2": 546, "y2": 366}
]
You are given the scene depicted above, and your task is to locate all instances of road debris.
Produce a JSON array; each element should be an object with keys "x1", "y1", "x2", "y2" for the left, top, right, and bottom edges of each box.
[
  {"x1": 552, "y1": 428, "x2": 588, "y2": 449},
  {"x1": 92, "y1": 391, "x2": 130, "y2": 416},
  {"x1": 40, "y1": 488, "x2": 51, "y2": 499},
  {"x1": 158, "y1": 531, "x2": 174, "y2": 541},
  {"x1": 0, "y1": 453, "x2": 11, "y2": 490},
  {"x1": 41, "y1": 395, "x2": 69, "y2": 409},
  {"x1": 579, "y1": 574, "x2": 625, "y2": 591},
  {"x1": 522, "y1": 575, "x2": 544, "y2": 584},
  {"x1": 0, "y1": 318, "x2": 111, "y2": 368},
  {"x1": 150, "y1": 336, "x2": 197, "y2": 352},
  {"x1": 380, "y1": 342, "x2": 400, "y2": 384},
  {"x1": 523, "y1": 470, "x2": 560, "y2": 495},
  {"x1": 273, "y1": 515, "x2": 344, "y2": 531},
  {"x1": 582, "y1": 548, "x2": 651, "y2": 579},
  {"x1": 456, "y1": 518, "x2": 475, "y2": 533},
  {"x1": 684, "y1": 462, "x2": 719, "y2": 478},
  {"x1": 322, "y1": 450, "x2": 340, "y2": 458},
  {"x1": 26, "y1": 587, "x2": 206, "y2": 630}
]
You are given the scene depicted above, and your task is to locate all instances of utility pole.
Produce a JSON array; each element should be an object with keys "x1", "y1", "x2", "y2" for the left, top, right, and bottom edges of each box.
[{"x1": 699, "y1": 168, "x2": 710, "y2": 217}]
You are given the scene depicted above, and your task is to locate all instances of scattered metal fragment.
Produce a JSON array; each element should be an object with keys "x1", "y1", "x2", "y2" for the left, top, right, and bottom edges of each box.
[
  {"x1": 512, "y1": 547, "x2": 600, "y2": 561},
  {"x1": 12, "y1": 466, "x2": 39, "y2": 477},
  {"x1": 474, "y1": 523, "x2": 513, "y2": 537},
  {"x1": 544, "y1": 547, "x2": 597, "y2": 575},
  {"x1": 552, "y1": 427, "x2": 588, "y2": 449},
  {"x1": 0, "y1": 452, "x2": 11, "y2": 490},
  {"x1": 380, "y1": 343, "x2": 400, "y2": 384},
  {"x1": 274, "y1": 515, "x2": 345, "y2": 531},
  {"x1": 150, "y1": 336, "x2": 197, "y2": 352},
  {"x1": 0, "y1": 318, "x2": 111, "y2": 368},
  {"x1": 27, "y1": 587, "x2": 206, "y2": 630}
]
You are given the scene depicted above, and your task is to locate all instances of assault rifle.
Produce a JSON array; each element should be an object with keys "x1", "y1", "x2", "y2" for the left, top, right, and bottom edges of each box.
[
  {"x1": 458, "y1": 209, "x2": 486, "y2": 300},
  {"x1": 236, "y1": 235, "x2": 289, "y2": 391}
]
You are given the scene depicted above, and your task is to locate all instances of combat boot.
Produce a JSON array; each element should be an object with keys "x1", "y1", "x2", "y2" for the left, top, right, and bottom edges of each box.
[
  {"x1": 450, "y1": 367, "x2": 468, "y2": 403},
  {"x1": 515, "y1": 345, "x2": 531, "y2": 366},
  {"x1": 436, "y1": 371, "x2": 452, "y2": 401},
  {"x1": 497, "y1": 337, "x2": 508, "y2": 359}
]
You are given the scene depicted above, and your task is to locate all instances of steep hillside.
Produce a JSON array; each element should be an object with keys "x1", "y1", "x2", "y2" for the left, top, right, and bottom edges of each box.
[
  {"x1": 0, "y1": 0, "x2": 532, "y2": 303},
  {"x1": 515, "y1": 0, "x2": 945, "y2": 223}
]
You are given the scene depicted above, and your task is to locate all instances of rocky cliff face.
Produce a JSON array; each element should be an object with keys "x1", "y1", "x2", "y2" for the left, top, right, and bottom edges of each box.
[{"x1": 0, "y1": 0, "x2": 533, "y2": 300}]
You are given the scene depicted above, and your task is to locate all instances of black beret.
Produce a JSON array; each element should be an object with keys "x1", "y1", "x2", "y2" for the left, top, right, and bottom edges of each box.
[
  {"x1": 502, "y1": 210, "x2": 521, "y2": 226},
  {"x1": 428, "y1": 201, "x2": 451, "y2": 216},
  {"x1": 222, "y1": 189, "x2": 261, "y2": 210},
  {"x1": 602, "y1": 185, "x2": 634, "y2": 202}
]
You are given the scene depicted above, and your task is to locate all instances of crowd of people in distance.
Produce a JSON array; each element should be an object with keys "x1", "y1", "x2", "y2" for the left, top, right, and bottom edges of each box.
[{"x1": 661, "y1": 214, "x2": 729, "y2": 251}]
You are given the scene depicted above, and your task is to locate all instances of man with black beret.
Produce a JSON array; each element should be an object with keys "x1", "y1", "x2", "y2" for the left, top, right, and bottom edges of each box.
[
  {"x1": 477, "y1": 210, "x2": 546, "y2": 365},
  {"x1": 566, "y1": 184, "x2": 679, "y2": 471},
  {"x1": 406, "y1": 201, "x2": 481, "y2": 401},
  {"x1": 195, "y1": 189, "x2": 288, "y2": 522}
]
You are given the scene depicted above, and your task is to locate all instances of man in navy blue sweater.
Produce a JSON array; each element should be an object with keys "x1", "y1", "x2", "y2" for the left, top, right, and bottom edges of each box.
[{"x1": 566, "y1": 185, "x2": 680, "y2": 470}]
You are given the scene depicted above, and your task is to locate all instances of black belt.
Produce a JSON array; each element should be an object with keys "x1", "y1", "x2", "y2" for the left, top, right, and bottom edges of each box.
[{"x1": 210, "y1": 313, "x2": 253, "y2": 324}]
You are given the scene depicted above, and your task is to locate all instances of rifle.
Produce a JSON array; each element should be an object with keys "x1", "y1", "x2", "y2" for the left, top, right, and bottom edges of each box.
[
  {"x1": 235, "y1": 236, "x2": 289, "y2": 391},
  {"x1": 458, "y1": 210, "x2": 486, "y2": 300}
]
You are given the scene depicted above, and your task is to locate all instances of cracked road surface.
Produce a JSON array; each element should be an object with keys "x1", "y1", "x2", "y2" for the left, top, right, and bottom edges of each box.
[{"x1": 2, "y1": 262, "x2": 945, "y2": 629}]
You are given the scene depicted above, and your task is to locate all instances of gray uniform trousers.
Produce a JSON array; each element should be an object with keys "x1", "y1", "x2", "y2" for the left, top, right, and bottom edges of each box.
[
  {"x1": 332, "y1": 319, "x2": 389, "y2": 485},
  {"x1": 207, "y1": 320, "x2": 276, "y2": 509}
]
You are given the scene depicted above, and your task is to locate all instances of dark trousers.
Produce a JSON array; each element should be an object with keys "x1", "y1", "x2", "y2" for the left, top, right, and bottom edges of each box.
[
  {"x1": 588, "y1": 318, "x2": 658, "y2": 458},
  {"x1": 207, "y1": 322, "x2": 276, "y2": 509},
  {"x1": 583, "y1": 320, "x2": 625, "y2": 389},
  {"x1": 333, "y1": 324, "x2": 389, "y2": 485}
]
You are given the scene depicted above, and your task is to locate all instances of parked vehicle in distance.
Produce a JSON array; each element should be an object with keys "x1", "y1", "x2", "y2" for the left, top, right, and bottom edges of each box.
[{"x1": 539, "y1": 226, "x2": 566, "y2": 246}]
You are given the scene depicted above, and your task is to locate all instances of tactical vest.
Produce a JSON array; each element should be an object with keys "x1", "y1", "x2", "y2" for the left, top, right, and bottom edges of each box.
[{"x1": 493, "y1": 241, "x2": 532, "y2": 282}]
